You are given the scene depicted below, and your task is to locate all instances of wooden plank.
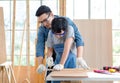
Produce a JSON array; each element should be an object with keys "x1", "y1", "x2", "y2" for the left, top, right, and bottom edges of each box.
[
  {"x1": 16, "y1": 20, "x2": 26, "y2": 83},
  {"x1": 26, "y1": 0, "x2": 30, "y2": 82},
  {"x1": 0, "y1": 7, "x2": 6, "y2": 64},
  {"x1": 50, "y1": 69, "x2": 88, "y2": 78},
  {"x1": 26, "y1": 0, "x2": 30, "y2": 66},
  {"x1": 59, "y1": 0, "x2": 66, "y2": 16},
  {"x1": 11, "y1": 0, "x2": 16, "y2": 65},
  {"x1": 73, "y1": 19, "x2": 112, "y2": 83},
  {"x1": 73, "y1": 19, "x2": 112, "y2": 68}
]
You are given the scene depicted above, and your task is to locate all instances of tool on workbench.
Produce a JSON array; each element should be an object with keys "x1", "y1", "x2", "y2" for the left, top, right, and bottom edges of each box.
[
  {"x1": 44, "y1": 66, "x2": 54, "y2": 83},
  {"x1": 44, "y1": 56, "x2": 55, "y2": 82},
  {"x1": 103, "y1": 66, "x2": 120, "y2": 72},
  {"x1": 94, "y1": 69, "x2": 110, "y2": 74},
  {"x1": 94, "y1": 66, "x2": 120, "y2": 74}
]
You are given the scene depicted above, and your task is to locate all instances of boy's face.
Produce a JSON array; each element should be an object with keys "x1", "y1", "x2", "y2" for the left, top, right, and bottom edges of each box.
[{"x1": 38, "y1": 12, "x2": 54, "y2": 28}]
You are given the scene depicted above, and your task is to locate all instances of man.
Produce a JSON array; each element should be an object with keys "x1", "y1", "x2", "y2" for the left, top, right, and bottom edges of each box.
[{"x1": 35, "y1": 5, "x2": 89, "y2": 74}]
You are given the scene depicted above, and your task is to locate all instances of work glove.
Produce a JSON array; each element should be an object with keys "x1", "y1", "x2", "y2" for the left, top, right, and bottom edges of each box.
[
  {"x1": 36, "y1": 64, "x2": 46, "y2": 74},
  {"x1": 46, "y1": 56, "x2": 54, "y2": 67},
  {"x1": 53, "y1": 64, "x2": 64, "y2": 71},
  {"x1": 76, "y1": 57, "x2": 90, "y2": 69}
]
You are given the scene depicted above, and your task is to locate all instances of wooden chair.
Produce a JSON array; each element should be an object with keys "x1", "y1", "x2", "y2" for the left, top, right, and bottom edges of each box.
[{"x1": 0, "y1": 61, "x2": 16, "y2": 83}]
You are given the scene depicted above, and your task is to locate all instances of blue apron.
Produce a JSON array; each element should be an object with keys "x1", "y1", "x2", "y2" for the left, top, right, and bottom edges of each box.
[
  {"x1": 54, "y1": 43, "x2": 76, "y2": 68},
  {"x1": 51, "y1": 43, "x2": 76, "y2": 83}
]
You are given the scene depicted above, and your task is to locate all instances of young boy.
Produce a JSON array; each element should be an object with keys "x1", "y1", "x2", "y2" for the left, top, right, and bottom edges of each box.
[{"x1": 46, "y1": 17, "x2": 77, "y2": 83}]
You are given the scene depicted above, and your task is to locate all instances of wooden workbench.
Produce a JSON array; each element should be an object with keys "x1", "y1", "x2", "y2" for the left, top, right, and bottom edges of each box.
[{"x1": 46, "y1": 69, "x2": 120, "y2": 81}]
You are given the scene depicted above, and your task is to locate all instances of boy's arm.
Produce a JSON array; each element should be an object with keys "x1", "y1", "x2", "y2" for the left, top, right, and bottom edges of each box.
[
  {"x1": 60, "y1": 37, "x2": 74, "y2": 65},
  {"x1": 53, "y1": 37, "x2": 74, "y2": 71}
]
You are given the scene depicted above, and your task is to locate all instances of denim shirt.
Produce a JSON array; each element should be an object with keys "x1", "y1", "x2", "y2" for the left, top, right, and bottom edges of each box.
[{"x1": 36, "y1": 15, "x2": 84, "y2": 57}]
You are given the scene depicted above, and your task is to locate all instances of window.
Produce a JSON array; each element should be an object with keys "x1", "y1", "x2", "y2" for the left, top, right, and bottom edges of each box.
[
  {"x1": 0, "y1": 0, "x2": 58, "y2": 66},
  {"x1": 66, "y1": 0, "x2": 120, "y2": 67}
]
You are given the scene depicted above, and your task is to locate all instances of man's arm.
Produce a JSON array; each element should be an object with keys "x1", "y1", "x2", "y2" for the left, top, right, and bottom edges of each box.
[
  {"x1": 77, "y1": 46, "x2": 84, "y2": 58},
  {"x1": 36, "y1": 27, "x2": 46, "y2": 64},
  {"x1": 66, "y1": 17, "x2": 84, "y2": 58},
  {"x1": 36, "y1": 26, "x2": 51, "y2": 73},
  {"x1": 62, "y1": 18, "x2": 89, "y2": 69},
  {"x1": 37, "y1": 56, "x2": 44, "y2": 64},
  {"x1": 36, "y1": 27, "x2": 47, "y2": 74}
]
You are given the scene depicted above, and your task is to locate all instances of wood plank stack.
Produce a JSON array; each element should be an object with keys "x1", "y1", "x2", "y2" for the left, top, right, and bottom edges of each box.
[{"x1": 0, "y1": 7, "x2": 6, "y2": 64}]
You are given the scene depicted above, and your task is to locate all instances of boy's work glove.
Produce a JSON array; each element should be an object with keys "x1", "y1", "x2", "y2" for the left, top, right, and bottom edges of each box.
[{"x1": 53, "y1": 64, "x2": 64, "y2": 71}]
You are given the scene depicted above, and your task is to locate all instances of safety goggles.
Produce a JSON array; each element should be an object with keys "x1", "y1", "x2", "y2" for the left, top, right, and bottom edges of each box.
[{"x1": 52, "y1": 31, "x2": 66, "y2": 36}]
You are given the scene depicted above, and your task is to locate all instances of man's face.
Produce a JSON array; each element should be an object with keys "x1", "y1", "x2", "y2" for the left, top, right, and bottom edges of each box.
[{"x1": 38, "y1": 13, "x2": 53, "y2": 28}]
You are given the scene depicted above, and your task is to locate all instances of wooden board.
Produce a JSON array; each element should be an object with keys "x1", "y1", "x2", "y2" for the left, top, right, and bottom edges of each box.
[
  {"x1": 73, "y1": 20, "x2": 112, "y2": 83},
  {"x1": 50, "y1": 69, "x2": 88, "y2": 78},
  {"x1": 73, "y1": 19, "x2": 112, "y2": 69},
  {"x1": 0, "y1": 7, "x2": 6, "y2": 64}
]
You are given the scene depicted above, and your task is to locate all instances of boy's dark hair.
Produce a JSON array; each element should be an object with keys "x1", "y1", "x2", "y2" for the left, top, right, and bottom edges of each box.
[
  {"x1": 35, "y1": 5, "x2": 51, "y2": 17},
  {"x1": 52, "y1": 17, "x2": 68, "y2": 33}
]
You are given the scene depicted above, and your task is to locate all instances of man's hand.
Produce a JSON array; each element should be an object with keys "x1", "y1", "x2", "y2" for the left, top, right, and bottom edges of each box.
[
  {"x1": 76, "y1": 57, "x2": 90, "y2": 69},
  {"x1": 36, "y1": 64, "x2": 46, "y2": 74},
  {"x1": 46, "y1": 56, "x2": 54, "y2": 67},
  {"x1": 53, "y1": 64, "x2": 64, "y2": 70}
]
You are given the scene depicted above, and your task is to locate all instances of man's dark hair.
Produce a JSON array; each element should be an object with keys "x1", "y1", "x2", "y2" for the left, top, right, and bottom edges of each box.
[
  {"x1": 35, "y1": 5, "x2": 51, "y2": 17},
  {"x1": 52, "y1": 17, "x2": 68, "y2": 33}
]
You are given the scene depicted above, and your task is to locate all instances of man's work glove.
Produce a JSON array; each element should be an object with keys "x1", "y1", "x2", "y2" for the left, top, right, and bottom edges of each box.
[
  {"x1": 46, "y1": 56, "x2": 54, "y2": 67},
  {"x1": 53, "y1": 64, "x2": 64, "y2": 71},
  {"x1": 36, "y1": 64, "x2": 46, "y2": 74},
  {"x1": 76, "y1": 57, "x2": 90, "y2": 69}
]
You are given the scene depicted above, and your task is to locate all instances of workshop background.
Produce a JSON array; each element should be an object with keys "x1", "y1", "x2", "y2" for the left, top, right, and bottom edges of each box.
[{"x1": 0, "y1": 0, "x2": 120, "y2": 83}]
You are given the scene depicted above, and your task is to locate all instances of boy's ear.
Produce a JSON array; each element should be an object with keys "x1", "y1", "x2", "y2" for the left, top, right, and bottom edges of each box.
[{"x1": 50, "y1": 12, "x2": 54, "y2": 17}]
